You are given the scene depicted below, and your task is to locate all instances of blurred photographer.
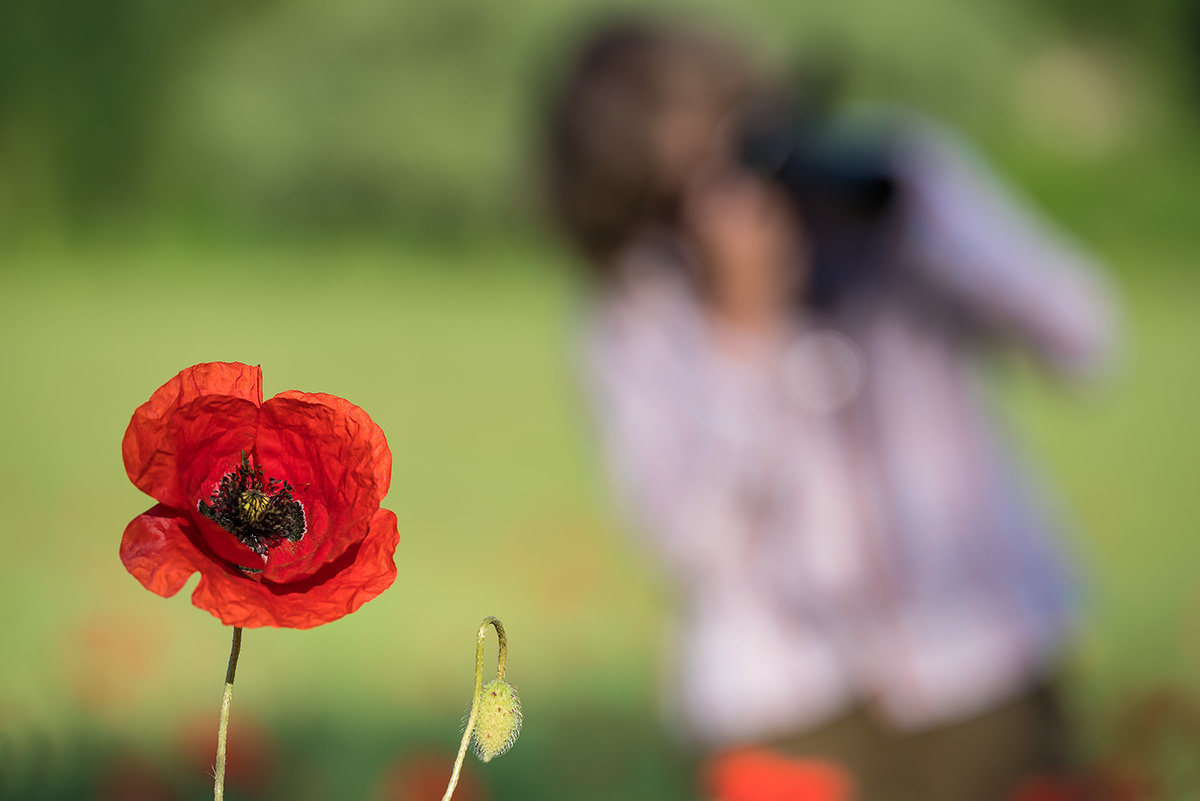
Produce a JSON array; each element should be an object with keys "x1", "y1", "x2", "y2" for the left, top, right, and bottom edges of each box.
[{"x1": 542, "y1": 18, "x2": 1115, "y2": 801}]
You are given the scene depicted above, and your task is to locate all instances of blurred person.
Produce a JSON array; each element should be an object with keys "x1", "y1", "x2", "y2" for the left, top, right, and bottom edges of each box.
[{"x1": 541, "y1": 18, "x2": 1116, "y2": 801}]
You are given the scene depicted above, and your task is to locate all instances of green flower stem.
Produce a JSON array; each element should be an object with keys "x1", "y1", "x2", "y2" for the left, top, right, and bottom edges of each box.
[
  {"x1": 214, "y1": 626, "x2": 243, "y2": 801},
  {"x1": 442, "y1": 617, "x2": 507, "y2": 801}
]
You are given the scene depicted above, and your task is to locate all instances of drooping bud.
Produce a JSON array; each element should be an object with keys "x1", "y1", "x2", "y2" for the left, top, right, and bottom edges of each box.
[{"x1": 471, "y1": 678, "x2": 522, "y2": 763}]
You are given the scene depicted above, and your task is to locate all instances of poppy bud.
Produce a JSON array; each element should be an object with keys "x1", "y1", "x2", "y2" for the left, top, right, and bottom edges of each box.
[{"x1": 472, "y1": 679, "x2": 522, "y2": 763}]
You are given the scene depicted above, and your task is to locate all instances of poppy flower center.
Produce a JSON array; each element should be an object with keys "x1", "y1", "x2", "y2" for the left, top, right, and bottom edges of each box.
[{"x1": 198, "y1": 451, "x2": 306, "y2": 560}]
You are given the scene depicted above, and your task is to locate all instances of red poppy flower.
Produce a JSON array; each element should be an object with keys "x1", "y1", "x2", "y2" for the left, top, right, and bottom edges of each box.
[
  {"x1": 177, "y1": 712, "x2": 280, "y2": 794},
  {"x1": 704, "y1": 748, "x2": 854, "y2": 801},
  {"x1": 121, "y1": 362, "x2": 399, "y2": 629},
  {"x1": 374, "y1": 749, "x2": 488, "y2": 801}
]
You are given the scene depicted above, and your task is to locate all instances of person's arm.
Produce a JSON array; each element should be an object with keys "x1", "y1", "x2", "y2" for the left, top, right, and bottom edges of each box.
[{"x1": 895, "y1": 121, "x2": 1117, "y2": 377}]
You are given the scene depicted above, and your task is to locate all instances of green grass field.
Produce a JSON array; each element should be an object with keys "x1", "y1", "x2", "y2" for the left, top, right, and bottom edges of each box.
[{"x1": 0, "y1": 236, "x2": 1197, "y2": 799}]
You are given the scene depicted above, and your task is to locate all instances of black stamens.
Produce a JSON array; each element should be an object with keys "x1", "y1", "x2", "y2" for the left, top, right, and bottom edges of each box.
[{"x1": 199, "y1": 451, "x2": 306, "y2": 559}]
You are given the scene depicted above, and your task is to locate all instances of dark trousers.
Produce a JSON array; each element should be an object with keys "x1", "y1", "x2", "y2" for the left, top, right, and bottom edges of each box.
[{"x1": 770, "y1": 682, "x2": 1070, "y2": 801}]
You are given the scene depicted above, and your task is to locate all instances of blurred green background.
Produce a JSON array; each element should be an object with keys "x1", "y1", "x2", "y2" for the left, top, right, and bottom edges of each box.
[{"x1": 1, "y1": 0, "x2": 1198, "y2": 798}]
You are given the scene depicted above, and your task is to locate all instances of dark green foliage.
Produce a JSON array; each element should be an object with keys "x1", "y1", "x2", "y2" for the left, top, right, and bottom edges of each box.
[{"x1": 0, "y1": 0, "x2": 1194, "y2": 245}]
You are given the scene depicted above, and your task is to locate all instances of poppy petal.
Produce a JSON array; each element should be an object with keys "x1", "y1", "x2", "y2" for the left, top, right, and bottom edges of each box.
[
  {"x1": 188, "y1": 508, "x2": 400, "y2": 628},
  {"x1": 124, "y1": 363, "x2": 263, "y2": 508},
  {"x1": 271, "y1": 391, "x2": 392, "y2": 495},
  {"x1": 250, "y1": 391, "x2": 392, "y2": 584},
  {"x1": 121, "y1": 505, "x2": 209, "y2": 598}
]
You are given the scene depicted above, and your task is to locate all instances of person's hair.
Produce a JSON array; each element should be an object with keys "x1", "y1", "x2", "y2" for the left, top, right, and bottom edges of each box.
[{"x1": 542, "y1": 18, "x2": 765, "y2": 275}]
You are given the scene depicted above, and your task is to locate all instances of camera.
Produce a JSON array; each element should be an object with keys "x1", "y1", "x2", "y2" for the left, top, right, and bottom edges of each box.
[{"x1": 737, "y1": 106, "x2": 901, "y2": 310}]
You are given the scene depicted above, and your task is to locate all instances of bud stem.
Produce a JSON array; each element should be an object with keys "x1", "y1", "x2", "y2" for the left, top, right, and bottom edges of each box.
[
  {"x1": 441, "y1": 617, "x2": 507, "y2": 801},
  {"x1": 214, "y1": 626, "x2": 243, "y2": 801}
]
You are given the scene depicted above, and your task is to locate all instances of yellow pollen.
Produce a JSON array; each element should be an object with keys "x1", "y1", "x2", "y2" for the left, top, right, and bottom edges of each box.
[{"x1": 238, "y1": 490, "x2": 271, "y2": 522}]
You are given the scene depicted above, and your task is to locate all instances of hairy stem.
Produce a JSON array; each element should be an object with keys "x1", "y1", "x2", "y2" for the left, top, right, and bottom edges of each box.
[
  {"x1": 214, "y1": 626, "x2": 243, "y2": 801},
  {"x1": 441, "y1": 617, "x2": 507, "y2": 801}
]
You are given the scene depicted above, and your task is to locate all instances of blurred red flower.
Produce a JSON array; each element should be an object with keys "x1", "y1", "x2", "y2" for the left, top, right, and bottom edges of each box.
[
  {"x1": 94, "y1": 751, "x2": 182, "y2": 801},
  {"x1": 705, "y1": 748, "x2": 854, "y2": 801},
  {"x1": 374, "y1": 749, "x2": 487, "y2": 801},
  {"x1": 121, "y1": 362, "x2": 399, "y2": 628},
  {"x1": 177, "y1": 712, "x2": 279, "y2": 796}
]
